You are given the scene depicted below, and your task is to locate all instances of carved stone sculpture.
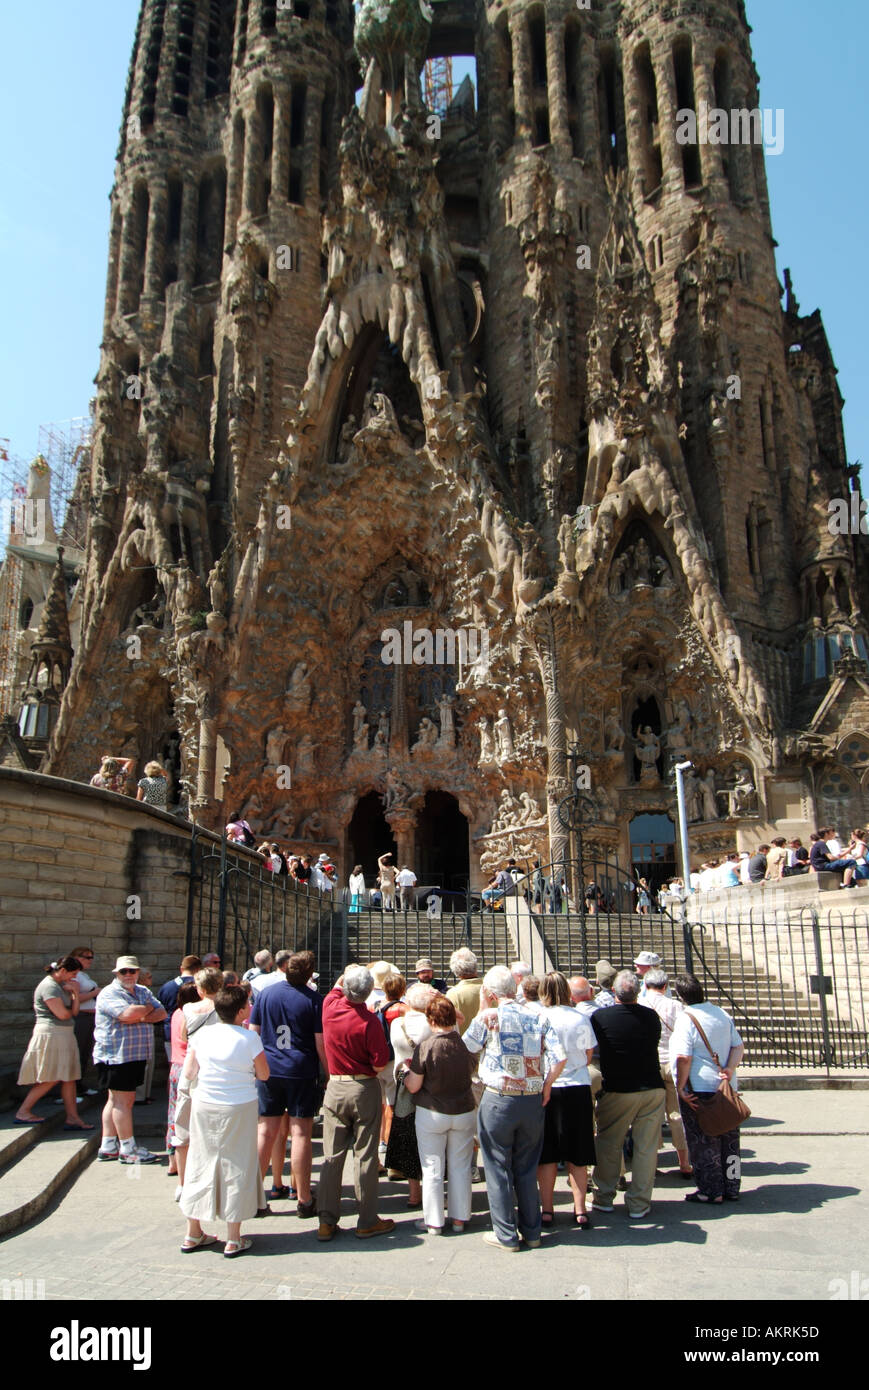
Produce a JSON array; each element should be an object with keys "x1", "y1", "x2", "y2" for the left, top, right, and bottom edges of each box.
[
  {"x1": 413, "y1": 716, "x2": 439, "y2": 750},
  {"x1": 494, "y1": 707, "x2": 515, "y2": 762},
  {"x1": 700, "y1": 768, "x2": 720, "y2": 821},
  {"x1": 436, "y1": 693, "x2": 455, "y2": 748},
  {"x1": 518, "y1": 791, "x2": 543, "y2": 824},
  {"x1": 635, "y1": 726, "x2": 661, "y2": 784},
  {"x1": 265, "y1": 725, "x2": 289, "y2": 769},
  {"x1": 478, "y1": 716, "x2": 496, "y2": 764},
  {"x1": 352, "y1": 700, "x2": 369, "y2": 752},
  {"x1": 604, "y1": 710, "x2": 626, "y2": 751},
  {"x1": 287, "y1": 662, "x2": 312, "y2": 712}
]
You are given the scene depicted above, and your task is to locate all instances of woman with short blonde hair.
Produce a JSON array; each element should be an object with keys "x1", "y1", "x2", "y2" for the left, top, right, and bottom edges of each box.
[{"x1": 137, "y1": 760, "x2": 169, "y2": 807}]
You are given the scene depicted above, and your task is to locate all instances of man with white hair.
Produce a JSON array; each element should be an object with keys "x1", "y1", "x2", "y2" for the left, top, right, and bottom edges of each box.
[
  {"x1": 568, "y1": 976, "x2": 601, "y2": 1096},
  {"x1": 446, "y1": 948, "x2": 483, "y2": 1035},
  {"x1": 463, "y1": 965, "x2": 566, "y2": 1250},
  {"x1": 510, "y1": 960, "x2": 531, "y2": 1001},
  {"x1": 317, "y1": 965, "x2": 394, "y2": 1243},
  {"x1": 590, "y1": 970, "x2": 665, "y2": 1220},
  {"x1": 251, "y1": 949, "x2": 291, "y2": 994}
]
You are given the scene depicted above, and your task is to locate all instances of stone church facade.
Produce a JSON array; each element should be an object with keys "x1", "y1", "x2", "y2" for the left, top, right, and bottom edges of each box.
[{"x1": 38, "y1": 0, "x2": 868, "y2": 891}]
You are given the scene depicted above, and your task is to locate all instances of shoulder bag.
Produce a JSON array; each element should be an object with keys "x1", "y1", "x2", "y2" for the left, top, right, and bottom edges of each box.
[
  {"x1": 684, "y1": 1011, "x2": 751, "y2": 1137},
  {"x1": 393, "y1": 1021, "x2": 417, "y2": 1119}
]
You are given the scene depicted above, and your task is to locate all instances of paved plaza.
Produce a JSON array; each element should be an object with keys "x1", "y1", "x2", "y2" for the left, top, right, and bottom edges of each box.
[{"x1": 1, "y1": 1091, "x2": 866, "y2": 1302}]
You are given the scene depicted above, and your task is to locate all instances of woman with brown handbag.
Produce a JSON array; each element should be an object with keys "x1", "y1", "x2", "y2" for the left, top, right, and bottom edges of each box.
[{"x1": 669, "y1": 973, "x2": 746, "y2": 1206}]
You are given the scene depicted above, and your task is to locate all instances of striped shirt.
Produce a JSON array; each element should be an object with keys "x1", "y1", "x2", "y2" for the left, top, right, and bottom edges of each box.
[{"x1": 94, "y1": 979, "x2": 163, "y2": 1065}]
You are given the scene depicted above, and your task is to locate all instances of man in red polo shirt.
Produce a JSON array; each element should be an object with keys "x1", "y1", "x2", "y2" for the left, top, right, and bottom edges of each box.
[{"x1": 317, "y1": 965, "x2": 394, "y2": 1242}]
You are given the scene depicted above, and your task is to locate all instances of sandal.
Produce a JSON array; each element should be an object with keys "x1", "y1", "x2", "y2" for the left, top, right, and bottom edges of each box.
[
  {"x1": 574, "y1": 1213, "x2": 592, "y2": 1229},
  {"x1": 224, "y1": 1237, "x2": 252, "y2": 1258},
  {"x1": 541, "y1": 1211, "x2": 554, "y2": 1227},
  {"x1": 180, "y1": 1234, "x2": 218, "y2": 1253},
  {"x1": 685, "y1": 1192, "x2": 723, "y2": 1204}
]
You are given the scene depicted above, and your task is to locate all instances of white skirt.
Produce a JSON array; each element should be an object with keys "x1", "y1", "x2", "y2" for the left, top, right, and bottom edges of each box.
[{"x1": 179, "y1": 1098, "x2": 264, "y2": 1224}]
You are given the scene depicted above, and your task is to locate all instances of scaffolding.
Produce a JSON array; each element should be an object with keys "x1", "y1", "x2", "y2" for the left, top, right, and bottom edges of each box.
[{"x1": 424, "y1": 56, "x2": 453, "y2": 117}]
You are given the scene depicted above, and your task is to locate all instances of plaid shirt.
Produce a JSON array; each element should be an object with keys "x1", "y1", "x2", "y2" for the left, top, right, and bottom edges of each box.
[
  {"x1": 94, "y1": 978, "x2": 162, "y2": 1065},
  {"x1": 464, "y1": 1000, "x2": 565, "y2": 1096}
]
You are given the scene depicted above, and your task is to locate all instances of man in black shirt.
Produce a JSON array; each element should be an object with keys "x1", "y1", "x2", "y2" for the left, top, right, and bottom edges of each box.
[
  {"x1": 748, "y1": 845, "x2": 769, "y2": 883},
  {"x1": 591, "y1": 970, "x2": 665, "y2": 1221}
]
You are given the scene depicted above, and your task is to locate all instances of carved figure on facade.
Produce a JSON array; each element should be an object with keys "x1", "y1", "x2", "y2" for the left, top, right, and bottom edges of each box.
[
  {"x1": 494, "y1": 707, "x2": 515, "y2": 763},
  {"x1": 436, "y1": 693, "x2": 455, "y2": 748},
  {"x1": 265, "y1": 725, "x2": 289, "y2": 770},
  {"x1": 726, "y1": 766, "x2": 758, "y2": 817},
  {"x1": 491, "y1": 787, "x2": 521, "y2": 832},
  {"x1": 286, "y1": 662, "x2": 313, "y2": 712},
  {"x1": 518, "y1": 791, "x2": 544, "y2": 825},
  {"x1": 295, "y1": 734, "x2": 317, "y2": 777},
  {"x1": 413, "y1": 716, "x2": 439, "y2": 751},
  {"x1": 700, "y1": 768, "x2": 721, "y2": 821},
  {"x1": 604, "y1": 709, "x2": 626, "y2": 751},
  {"x1": 634, "y1": 725, "x2": 661, "y2": 784},
  {"x1": 478, "y1": 715, "x2": 496, "y2": 764},
  {"x1": 352, "y1": 700, "x2": 369, "y2": 752}
]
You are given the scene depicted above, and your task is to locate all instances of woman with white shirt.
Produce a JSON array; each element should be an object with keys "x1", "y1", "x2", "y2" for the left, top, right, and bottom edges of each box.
[
  {"x1": 348, "y1": 864, "x2": 366, "y2": 913},
  {"x1": 178, "y1": 985, "x2": 269, "y2": 1257},
  {"x1": 69, "y1": 945, "x2": 100, "y2": 1097},
  {"x1": 847, "y1": 829, "x2": 868, "y2": 881},
  {"x1": 384, "y1": 983, "x2": 436, "y2": 1202},
  {"x1": 670, "y1": 973, "x2": 744, "y2": 1206},
  {"x1": 536, "y1": 972, "x2": 596, "y2": 1228}
]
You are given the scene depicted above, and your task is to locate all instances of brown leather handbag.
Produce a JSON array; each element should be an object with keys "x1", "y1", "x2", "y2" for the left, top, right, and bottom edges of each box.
[{"x1": 685, "y1": 1012, "x2": 751, "y2": 1137}]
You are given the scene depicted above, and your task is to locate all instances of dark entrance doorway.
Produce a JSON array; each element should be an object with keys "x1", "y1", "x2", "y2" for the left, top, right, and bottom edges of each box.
[
  {"x1": 415, "y1": 791, "x2": 469, "y2": 896},
  {"x1": 349, "y1": 791, "x2": 397, "y2": 884},
  {"x1": 629, "y1": 812, "x2": 676, "y2": 895}
]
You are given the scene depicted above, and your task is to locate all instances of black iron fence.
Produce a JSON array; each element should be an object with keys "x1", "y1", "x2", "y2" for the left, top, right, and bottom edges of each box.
[
  {"x1": 185, "y1": 830, "x2": 346, "y2": 987},
  {"x1": 184, "y1": 837, "x2": 868, "y2": 1068}
]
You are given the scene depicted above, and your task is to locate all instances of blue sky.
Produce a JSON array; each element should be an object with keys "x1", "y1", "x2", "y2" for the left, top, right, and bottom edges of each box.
[{"x1": 0, "y1": 0, "x2": 865, "y2": 488}]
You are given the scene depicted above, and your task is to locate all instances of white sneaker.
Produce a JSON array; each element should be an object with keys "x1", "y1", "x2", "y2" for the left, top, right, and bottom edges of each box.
[{"x1": 119, "y1": 1145, "x2": 158, "y2": 1165}]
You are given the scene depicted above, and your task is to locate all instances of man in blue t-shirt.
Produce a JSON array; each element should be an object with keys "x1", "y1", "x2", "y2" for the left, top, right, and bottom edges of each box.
[{"x1": 250, "y1": 950, "x2": 325, "y2": 1216}]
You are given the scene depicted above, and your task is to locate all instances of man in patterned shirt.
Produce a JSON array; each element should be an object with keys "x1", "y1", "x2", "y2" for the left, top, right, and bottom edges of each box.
[
  {"x1": 94, "y1": 956, "x2": 166, "y2": 1165},
  {"x1": 464, "y1": 965, "x2": 565, "y2": 1251}
]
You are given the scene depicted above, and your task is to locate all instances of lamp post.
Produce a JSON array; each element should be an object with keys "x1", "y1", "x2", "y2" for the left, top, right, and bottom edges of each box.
[{"x1": 674, "y1": 759, "x2": 694, "y2": 973}]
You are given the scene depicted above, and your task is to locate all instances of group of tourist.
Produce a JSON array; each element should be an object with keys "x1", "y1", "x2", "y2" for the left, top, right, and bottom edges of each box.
[
  {"x1": 90, "y1": 755, "x2": 170, "y2": 807},
  {"x1": 678, "y1": 826, "x2": 868, "y2": 896}
]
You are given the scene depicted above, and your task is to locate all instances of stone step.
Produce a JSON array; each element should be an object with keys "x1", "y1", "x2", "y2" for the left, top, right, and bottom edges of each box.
[{"x1": 0, "y1": 1095, "x2": 167, "y2": 1237}]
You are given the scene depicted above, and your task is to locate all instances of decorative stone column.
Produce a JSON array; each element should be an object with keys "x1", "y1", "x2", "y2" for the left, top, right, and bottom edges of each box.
[
  {"x1": 510, "y1": 14, "x2": 533, "y2": 142},
  {"x1": 178, "y1": 177, "x2": 199, "y2": 285},
  {"x1": 623, "y1": 49, "x2": 647, "y2": 204},
  {"x1": 143, "y1": 175, "x2": 168, "y2": 299},
  {"x1": 386, "y1": 807, "x2": 417, "y2": 871},
  {"x1": 692, "y1": 45, "x2": 725, "y2": 192},
  {"x1": 579, "y1": 29, "x2": 600, "y2": 163},
  {"x1": 652, "y1": 45, "x2": 684, "y2": 194},
  {"x1": 272, "y1": 88, "x2": 291, "y2": 212},
  {"x1": 242, "y1": 105, "x2": 263, "y2": 218},
  {"x1": 536, "y1": 614, "x2": 569, "y2": 873},
  {"x1": 194, "y1": 715, "x2": 217, "y2": 814},
  {"x1": 546, "y1": 18, "x2": 570, "y2": 147},
  {"x1": 303, "y1": 84, "x2": 323, "y2": 211}
]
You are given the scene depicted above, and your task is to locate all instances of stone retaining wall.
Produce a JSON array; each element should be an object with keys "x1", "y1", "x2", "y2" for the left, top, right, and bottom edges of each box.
[{"x1": 0, "y1": 769, "x2": 198, "y2": 1077}]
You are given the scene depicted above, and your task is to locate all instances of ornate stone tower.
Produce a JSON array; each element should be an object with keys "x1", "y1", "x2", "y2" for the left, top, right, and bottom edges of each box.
[{"x1": 45, "y1": 0, "x2": 868, "y2": 888}]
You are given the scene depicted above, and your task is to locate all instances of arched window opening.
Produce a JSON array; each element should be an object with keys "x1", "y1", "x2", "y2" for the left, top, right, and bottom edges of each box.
[
  {"x1": 195, "y1": 164, "x2": 226, "y2": 285},
  {"x1": 262, "y1": 1, "x2": 277, "y2": 32},
  {"x1": 140, "y1": 0, "x2": 167, "y2": 129},
  {"x1": 673, "y1": 37, "x2": 702, "y2": 188},
  {"x1": 257, "y1": 86, "x2": 274, "y2": 213},
  {"x1": 289, "y1": 83, "x2": 307, "y2": 205},
  {"x1": 163, "y1": 174, "x2": 183, "y2": 292},
  {"x1": 172, "y1": 1, "x2": 195, "y2": 116},
  {"x1": 205, "y1": 0, "x2": 234, "y2": 99},
  {"x1": 128, "y1": 183, "x2": 150, "y2": 313},
  {"x1": 634, "y1": 43, "x2": 663, "y2": 195},
  {"x1": 19, "y1": 597, "x2": 34, "y2": 630},
  {"x1": 236, "y1": 0, "x2": 250, "y2": 63},
  {"x1": 598, "y1": 45, "x2": 625, "y2": 173},
  {"x1": 713, "y1": 51, "x2": 738, "y2": 200},
  {"x1": 564, "y1": 22, "x2": 582, "y2": 157}
]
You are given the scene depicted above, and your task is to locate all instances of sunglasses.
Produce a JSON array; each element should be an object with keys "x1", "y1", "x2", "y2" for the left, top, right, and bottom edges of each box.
[{"x1": 118, "y1": 968, "x2": 138, "y2": 976}]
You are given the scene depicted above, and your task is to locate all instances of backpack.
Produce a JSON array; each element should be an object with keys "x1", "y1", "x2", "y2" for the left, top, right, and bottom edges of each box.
[{"x1": 375, "y1": 1004, "x2": 395, "y2": 1061}]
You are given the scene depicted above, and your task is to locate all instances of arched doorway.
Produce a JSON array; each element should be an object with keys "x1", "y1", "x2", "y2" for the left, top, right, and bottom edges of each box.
[
  {"x1": 415, "y1": 791, "x2": 469, "y2": 896},
  {"x1": 629, "y1": 813, "x2": 676, "y2": 895},
  {"x1": 349, "y1": 791, "x2": 397, "y2": 883}
]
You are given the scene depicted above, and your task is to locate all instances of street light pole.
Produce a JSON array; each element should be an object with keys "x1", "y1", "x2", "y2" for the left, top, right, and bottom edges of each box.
[
  {"x1": 674, "y1": 759, "x2": 694, "y2": 973},
  {"x1": 674, "y1": 761, "x2": 693, "y2": 893}
]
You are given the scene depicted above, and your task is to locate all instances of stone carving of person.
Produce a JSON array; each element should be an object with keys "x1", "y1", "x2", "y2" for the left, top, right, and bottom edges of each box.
[
  {"x1": 295, "y1": 734, "x2": 317, "y2": 776},
  {"x1": 265, "y1": 725, "x2": 289, "y2": 769},
  {"x1": 667, "y1": 699, "x2": 693, "y2": 760},
  {"x1": 478, "y1": 716, "x2": 496, "y2": 764},
  {"x1": 518, "y1": 791, "x2": 543, "y2": 824},
  {"x1": 352, "y1": 700, "x2": 369, "y2": 752},
  {"x1": 595, "y1": 783, "x2": 618, "y2": 825},
  {"x1": 635, "y1": 725, "x2": 661, "y2": 783},
  {"x1": 609, "y1": 551, "x2": 630, "y2": 595},
  {"x1": 436, "y1": 693, "x2": 456, "y2": 748},
  {"x1": 604, "y1": 710, "x2": 626, "y2": 751},
  {"x1": 413, "y1": 716, "x2": 439, "y2": 750},
  {"x1": 494, "y1": 707, "x2": 515, "y2": 762},
  {"x1": 376, "y1": 708, "x2": 390, "y2": 746},
  {"x1": 728, "y1": 767, "x2": 756, "y2": 816},
  {"x1": 299, "y1": 810, "x2": 323, "y2": 841},
  {"x1": 700, "y1": 768, "x2": 720, "y2": 821},
  {"x1": 492, "y1": 788, "x2": 520, "y2": 831},
  {"x1": 286, "y1": 662, "x2": 312, "y2": 712},
  {"x1": 383, "y1": 766, "x2": 410, "y2": 810},
  {"x1": 630, "y1": 537, "x2": 653, "y2": 587},
  {"x1": 557, "y1": 513, "x2": 577, "y2": 575},
  {"x1": 683, "y1": 771, "x2": 703, "y2": 824}
]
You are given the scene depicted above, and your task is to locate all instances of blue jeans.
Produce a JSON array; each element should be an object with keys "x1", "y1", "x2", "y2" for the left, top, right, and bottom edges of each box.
[{"x1": 477, "y1": 1090, "x2": 545, "y2": 1245}]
